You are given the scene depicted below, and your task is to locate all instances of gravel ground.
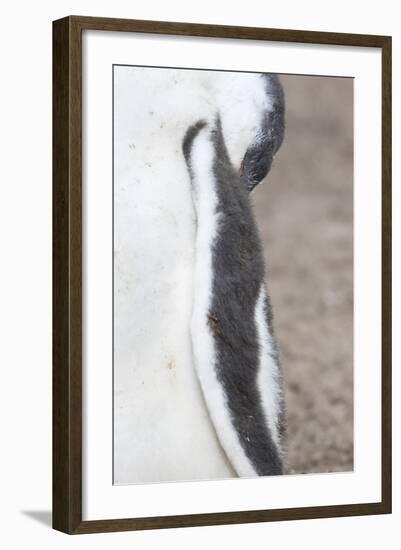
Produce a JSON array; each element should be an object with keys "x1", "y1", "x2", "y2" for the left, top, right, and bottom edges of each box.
[{"x1": 253, "y1": 74, "x2": 354, "y2": 474}]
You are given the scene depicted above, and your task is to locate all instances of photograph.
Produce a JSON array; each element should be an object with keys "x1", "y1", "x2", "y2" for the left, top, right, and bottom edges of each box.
[
  {"x1": 113, "y1": 65, "x2": 354, "y2": 485},
  {"x1": 0, "y1": 0, "x2": 394, "y2": 545},
  {"x1": 52, "y1": 15, "x2": 390, "y2": 534}
]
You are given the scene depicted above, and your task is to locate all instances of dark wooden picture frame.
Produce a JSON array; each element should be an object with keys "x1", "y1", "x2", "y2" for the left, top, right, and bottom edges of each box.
[{"x1": 53, "y1": 15, "x2": 392, "y2": 534}]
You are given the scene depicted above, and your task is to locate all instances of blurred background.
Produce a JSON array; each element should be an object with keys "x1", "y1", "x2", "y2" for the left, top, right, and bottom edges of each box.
[{"x1": 253, "y1": 74, "x2": 353, "y2": 474}]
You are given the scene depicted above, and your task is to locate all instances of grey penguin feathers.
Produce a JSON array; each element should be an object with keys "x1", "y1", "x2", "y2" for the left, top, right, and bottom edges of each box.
[{"x1": 183, "y1": 74, "x2": 286, "y2": 477}]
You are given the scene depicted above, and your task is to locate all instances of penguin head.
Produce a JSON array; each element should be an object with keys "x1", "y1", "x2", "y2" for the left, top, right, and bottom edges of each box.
[
  {"x1": 241, "y1": 74, "x2": 285, "y2": 192},
  {"x1": 217, "y1": 73, "x2": 285, "y2": 193}
]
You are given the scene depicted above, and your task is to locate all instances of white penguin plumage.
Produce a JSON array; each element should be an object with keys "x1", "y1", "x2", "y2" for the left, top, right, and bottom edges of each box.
[{"x1": 114, "y1": 66, "x2": 285, "y2": 484}]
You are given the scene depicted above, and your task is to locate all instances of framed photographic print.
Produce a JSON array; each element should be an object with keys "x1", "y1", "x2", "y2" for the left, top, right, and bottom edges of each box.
[{"x1": 52, "y1": 16, "x2": 392, "y2": 534}]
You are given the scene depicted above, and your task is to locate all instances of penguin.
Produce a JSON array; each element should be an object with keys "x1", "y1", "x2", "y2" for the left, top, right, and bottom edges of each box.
[
  {"x1": 182, "y1": 75, "x2": 286, "y2": 476},
  {"x1": 114, "y1": 67, "x2": 285, "y2": 483}
]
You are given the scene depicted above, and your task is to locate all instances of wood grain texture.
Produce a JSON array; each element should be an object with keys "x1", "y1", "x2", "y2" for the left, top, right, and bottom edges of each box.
[
  {"x1": 52, "y1": 16, "x2": 82, "y2": 534},
  {"x1": 52, "y1": 15, "x2": 392, "y2": 534},
  {"x1": 74, "y1": 502, "x2": 388, "y2": 534},
  {"x1": 71, "y1": 15, "x2": 389, "y2": 47},
  {"x1": 381, "y1": 36, "x2": 392, "y2": 514}
]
